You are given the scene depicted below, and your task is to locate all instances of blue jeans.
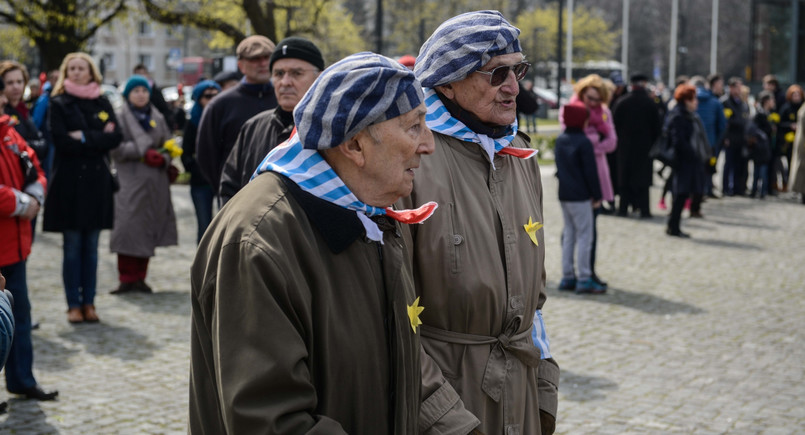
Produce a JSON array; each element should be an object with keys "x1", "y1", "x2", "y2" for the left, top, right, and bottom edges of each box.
[
  {"x1": 63, "y1": 230, "x2": 100, "y2": 308},
  {"x1": 752, "y1": 163, "x2": 769, "y2": 197},
  {"x1": 1, "y1": 261, "x2": 37, "y2": 392},
  {"x1": 190, "y1": 184, "x2": 214, "y2": 243}
]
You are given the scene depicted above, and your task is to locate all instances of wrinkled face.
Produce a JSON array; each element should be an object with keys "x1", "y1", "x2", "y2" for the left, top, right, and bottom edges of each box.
[
  {"x1": 238, "y1": 55, "x2": 271, "y2": 84},
  {"x1": 440, "y1": 52, "x2": 524, "y2": 126},
  {"x1": 128, "y1": 86, "x2": 150, "y2": 109},
  {"x1": 271, "y1": 58, "x2": 319, "y2": 112},
  {"x1": 581, "y1": 86, "x2": 602, "y2": 109},
  {"x1": 66, "y1": 58, "x2": 92, "y2": 86},
  {"x1": 358, "y1": 103, "x2": 434, "y2": 206},
  {"x1": 3, "y1": 69, "x2": 25, "y2": 105}
]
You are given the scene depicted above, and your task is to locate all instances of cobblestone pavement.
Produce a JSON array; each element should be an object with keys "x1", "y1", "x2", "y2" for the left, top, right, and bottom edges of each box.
[{"x1": 2, "y1": 167, "x2": 804, "y2": 434}]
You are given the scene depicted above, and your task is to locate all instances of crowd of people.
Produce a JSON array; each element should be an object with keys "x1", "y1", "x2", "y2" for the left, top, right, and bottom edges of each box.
[{"x1": 1, "y1": 7, "x2": 804, "y2": 434}]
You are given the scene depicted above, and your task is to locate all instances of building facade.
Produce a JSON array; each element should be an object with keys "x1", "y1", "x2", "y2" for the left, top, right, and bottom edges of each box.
[{"x1": 752, "y1": 0, "x2": 805, "y2": 85}]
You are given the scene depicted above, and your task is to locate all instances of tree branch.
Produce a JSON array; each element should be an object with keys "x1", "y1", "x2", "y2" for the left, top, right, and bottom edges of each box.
[
  {"x1": 79, "y1": 0, "x2": 127, "y2": 42},
  {"x1": 140, "y1": 0, "x2": 247, "y2": 42}
]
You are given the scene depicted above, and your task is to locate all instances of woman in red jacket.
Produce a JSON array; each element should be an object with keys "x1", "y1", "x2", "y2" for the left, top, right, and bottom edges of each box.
[{"x1": 0, "y1": 99, "x2": 58, "y2": 400}]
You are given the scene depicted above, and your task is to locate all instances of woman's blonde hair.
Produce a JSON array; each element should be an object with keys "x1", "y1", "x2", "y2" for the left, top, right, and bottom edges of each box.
[
  {"x1": 574, "y1": 74, "x2": 610, "y2": 105},
  {"x1": 51, "y1": 52, "x2": 103, "y2": 96}
]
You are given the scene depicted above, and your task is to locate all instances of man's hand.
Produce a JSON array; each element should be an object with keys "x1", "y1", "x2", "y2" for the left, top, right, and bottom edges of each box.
[
  {"x1": 68, "y1": 130, "x2": 83, "y2": 141},
  {"x1": 21, "y1": 197, "x2": 40, "y2": 221},
  {"x1": 592, "y1": 200, "x2": 602, "y2": 209},
  {"x1": 103, "y1": 122, "x2": 116, "y2": 133}
]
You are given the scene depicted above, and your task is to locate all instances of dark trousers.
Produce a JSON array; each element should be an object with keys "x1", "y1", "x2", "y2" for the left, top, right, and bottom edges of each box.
[
  {"x1": 619, "y1": 185, "x2": 650, "y2": 216},
  {"x1": 690, "y1": 193, "x2": 703, "y2": 214},
  {"x1": 1, "y1": 261, "x2": 37, "y2": 392},
  {"x1": 723, "y1": 144, "x2": 748, "y2": 195},
  {"x1": 667, "y1": 193, "x2": 690, "y2": 234},
  {"x1": 118, "y1": 254, "x2": 150, "y2": 283},
  {"x1": 190, "y1": 184, "x2": 214, "y2": 244}
]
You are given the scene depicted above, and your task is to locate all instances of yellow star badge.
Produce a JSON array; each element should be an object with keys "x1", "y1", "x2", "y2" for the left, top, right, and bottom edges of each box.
[
  {"x1": 523, "y1": 216, "x2": 543, "y2": 246},
  {"x1": 98, "y1": 111, "x2": 109, "y2": 122},
  {"x1": 407, "y1": 297, "x2": 424, "y2": 333},
  {"x1": 723, "y1": 108, "x2": 733, "y2": 119},
  {"x1": 149, "y1": 119, "x2": 157, "y2": 128}
]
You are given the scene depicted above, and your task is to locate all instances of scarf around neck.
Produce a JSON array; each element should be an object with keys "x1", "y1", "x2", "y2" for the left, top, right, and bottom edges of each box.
[
  {"x1": 63, "y1": 80, "x2": 100, "y2": 100},
  {"x1": 129, "y1": 103, "x2": 153, "y2": 131},
  {"x1": 423, "y1": 87, "x2": 536, "y2": 168},
  {"x1": 252, "y1": 133, "x2": 437, "y2": 243}
]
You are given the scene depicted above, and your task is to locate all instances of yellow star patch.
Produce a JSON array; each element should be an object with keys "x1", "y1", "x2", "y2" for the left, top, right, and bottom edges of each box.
[
  {"x1": 149, "y1": 119, "x2": 157, "y2": 128},
  {"x1": 523, "y1": 216, "x2": 543, "y2": 246},
  {"x1": 407, "y1": 297, "x2": 424, "y2": 333},
  {"x1": 723, "y1": 108, "x2": 733, "y2": 119},
  {"x1": 98, "y1": 111, "x2": 109, "y2": 122}
]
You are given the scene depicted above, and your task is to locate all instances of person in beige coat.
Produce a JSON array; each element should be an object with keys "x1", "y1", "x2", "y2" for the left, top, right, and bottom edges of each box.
[
  {"x1": 110, "y1": 75, "x2": 177, "y2": 294},
  {"x1": 399, "y1": 10, "x2": 559, "y2": 435},
  {"x1": 189, "y1": 53, "x2": 437, "y2": 434},
  {"x1": 789, "y1": 104, "x2": 805, "y2": 204}
]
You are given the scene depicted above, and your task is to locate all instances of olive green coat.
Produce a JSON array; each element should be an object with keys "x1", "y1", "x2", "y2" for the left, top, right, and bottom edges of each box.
[
  {"x1": 189, "y1": 172, "x2": 421, "y2": 434},
  {"x1": 399, "y1": 131, "x2": 559, "y2": 435}
]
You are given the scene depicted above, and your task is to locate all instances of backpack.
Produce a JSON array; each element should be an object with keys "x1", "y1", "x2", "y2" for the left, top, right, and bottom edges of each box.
[{"x1": 649, "y1": 113, "x2": 677, "y2": 166}]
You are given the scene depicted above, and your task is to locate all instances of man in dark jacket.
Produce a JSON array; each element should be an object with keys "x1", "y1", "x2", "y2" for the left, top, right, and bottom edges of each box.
[
  {"x1": 190, "y1": 53, "x2": 436, "y2": 434},
  {"x1": 721, "y1": 77, "x2": 751, "y2": 196},
  {"x1": 693, "y1": 75, "x2": 727, "y2": 197},
  {"x1": 613, "y1": 73, "x2": 662, "y2": 217},
  {"x1": 196, "y1": 35, "x2": 278, "y2": 196},
  {"x1": 219, "y1": 37, "x2": 323, "y2": 204}
]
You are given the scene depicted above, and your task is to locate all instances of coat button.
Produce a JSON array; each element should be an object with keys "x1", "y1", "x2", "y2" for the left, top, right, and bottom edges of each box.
[{"x1": 452, "y1": 234, "x2": 463, "y2": 245}]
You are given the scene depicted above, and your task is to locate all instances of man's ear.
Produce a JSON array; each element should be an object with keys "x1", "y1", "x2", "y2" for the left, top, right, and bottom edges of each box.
[
  {"x1": 435, "y1": 84, "x2": 454, "y2": 100},
  {"x1": 335, "y1": 133, "x2": 368, "y2": 168}
]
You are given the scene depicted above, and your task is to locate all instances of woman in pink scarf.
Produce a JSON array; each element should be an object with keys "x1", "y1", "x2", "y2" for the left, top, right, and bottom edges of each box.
[{"x1": 560, "y1": 74, "x2": 617, "y2": 289}]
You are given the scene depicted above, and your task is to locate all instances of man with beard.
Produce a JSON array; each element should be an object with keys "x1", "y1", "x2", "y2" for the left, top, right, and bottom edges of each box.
[{"x1": 219, "y1": 37, "x2": 323, "y2": 204}]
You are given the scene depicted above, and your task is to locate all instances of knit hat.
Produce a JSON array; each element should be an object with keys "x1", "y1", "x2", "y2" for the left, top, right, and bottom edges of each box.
[
  {"x1": 270, "y1": 37, "x2": 325, "y2": 72},
  {"x1": 236, "y1": 35, "x2": 275, "y2": 59},
  {"x1": 293, "y1": 52, "x2": 424, "y2": 150},
  {"x1": 562, "y1": 102, "x2": 588, "y2": 129},
  {"x1": 122, "y1": 75, "x2": 151, "y2": 99},
  {"x1": 415, "y1": 10, "x2": 521, "y2": 88}
]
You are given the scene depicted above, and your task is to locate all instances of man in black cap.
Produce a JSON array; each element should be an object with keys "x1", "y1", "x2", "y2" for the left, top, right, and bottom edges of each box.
[
  {"x1": 219, "y1": 36, "x2": 324, "y2": 204},
  {"x1": 613, "y1": 73, "x2": 662, "y2": 217},
  {"x1": 196, "y1": 35, "x2": 278, "y2": 198}
]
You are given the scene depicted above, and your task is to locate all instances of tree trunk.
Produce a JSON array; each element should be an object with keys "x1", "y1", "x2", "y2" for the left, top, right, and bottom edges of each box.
[{"x1": 37, "y1": 38, "x2": 84, "y2": 72}]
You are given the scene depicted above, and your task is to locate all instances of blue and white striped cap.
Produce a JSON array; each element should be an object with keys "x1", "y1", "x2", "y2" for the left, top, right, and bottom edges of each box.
[
  {"x1": 294, "y1": 52, "x2": 425, "y2": 150},
  {"x1": 415, "y1": 10, "x2": 521, "y2": 88}
]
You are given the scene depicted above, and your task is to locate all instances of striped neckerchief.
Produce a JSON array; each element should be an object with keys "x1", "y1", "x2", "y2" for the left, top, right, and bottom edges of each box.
[
  {"x1": 423, "y1": 87, "x2": 536, "y2": 169},
  {"x1": 252, "y1": 133, "x2": 437, "y2": 243}
]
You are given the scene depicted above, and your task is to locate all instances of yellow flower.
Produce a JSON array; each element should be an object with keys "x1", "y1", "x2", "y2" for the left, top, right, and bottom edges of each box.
[
  {"x1": 709, "y1": 157, "x2": 717, "y2": 167},
  {"x1": 10, "y1": 115, "x2": 18, "y2": 123},
  {"x1": 523, "y1": 216, "x2": 543, "y2": 246},
  {"x1": 149, "y1": 119, "x2": 157, "y2": 128},
  {"x1": 768, "y1": 113, "x2": 780, "y2": 123},
  {"x1": 407, "y1": 297, "x2": 424, "y2": 333},
  {"x1": 723, "y1": 108, "x2": 733, "y2": 119},
  {"x1": 159, "y1": 138, "x2": 183, "y2": 158},
  {"x1": 785, "y1": 131, "x2": 795, "y2": 143},
  {"x1": 602, "y1": 113, "x2": 608, "y2": 122},
  {"x1": 98, "y1": 111, "x2": 109, "y2": 122}
]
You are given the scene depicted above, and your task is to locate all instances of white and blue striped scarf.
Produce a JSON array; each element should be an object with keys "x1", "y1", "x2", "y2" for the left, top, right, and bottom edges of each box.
[
  {"x1": 252, "y1": 134, "x2": 437, "y2": 243},
  {"x1": 423, "y1": 88, "x2": 534, "y2": 168}
]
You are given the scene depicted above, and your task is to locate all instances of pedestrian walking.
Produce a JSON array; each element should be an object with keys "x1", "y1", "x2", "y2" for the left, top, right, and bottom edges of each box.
[
  {"x1": 401, "y1": 10, "x2": 559, "y2": 434},
  {"x1": 666, "y1": 84, "x2": 711, "y2": 238},
  {"x1": 109, "y1": 75, "x2": 178, "y2": 295},
  {"x1": 181, "y1": 80, "x2": 221, "y2": 243},
  {"x1": 189, "y1": 52, "x2": 435, "y2": 433},
  {"x1": 0, "y1": 108, "x2": 57, "y2": 401},
  {"x1": 43, "y1": 52, "x2": 122, "y2": 324},
  {"x1": 555, "y1": 102, "x2": 604, "y2": 293}
]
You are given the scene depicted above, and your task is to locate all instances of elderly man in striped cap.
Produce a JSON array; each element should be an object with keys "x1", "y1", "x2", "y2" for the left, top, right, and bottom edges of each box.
[
  {"x1": 399, "y1": 10, "x2": 559, "y2": 435},
  {"x1": 189, "y1": 52, "x2": 436, "y2": 434}
]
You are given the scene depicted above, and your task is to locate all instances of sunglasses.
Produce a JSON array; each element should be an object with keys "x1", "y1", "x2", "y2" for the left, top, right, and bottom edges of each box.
[
  {"x1": 200, "y1": 93, "x2": 218, "y2": 100},
  {"x1": 474, "y1": 62, "x2": 530, "y2": 86}
]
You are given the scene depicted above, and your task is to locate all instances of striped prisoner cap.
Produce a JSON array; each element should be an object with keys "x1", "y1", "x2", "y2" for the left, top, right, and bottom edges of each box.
[
  {"x1": 294, "y1": 52, "x2": 425, "y2": 150},
  {"x1": 415, "y1": 10, "x2": 521, "y2": 88}
]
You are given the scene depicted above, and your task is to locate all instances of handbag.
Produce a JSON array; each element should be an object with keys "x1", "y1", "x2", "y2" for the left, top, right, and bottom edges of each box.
[
  {"x1": 649, "y1": 128, "x2": 675, "y2": 167},
  {"x1": 104, "y1": 157, "x2": 120, "y2": 193}
]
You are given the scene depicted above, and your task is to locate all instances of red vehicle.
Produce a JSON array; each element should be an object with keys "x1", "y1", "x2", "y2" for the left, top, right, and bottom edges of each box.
[{"x1": 179, "y1": 57, "x2": 214, "y2": 86}]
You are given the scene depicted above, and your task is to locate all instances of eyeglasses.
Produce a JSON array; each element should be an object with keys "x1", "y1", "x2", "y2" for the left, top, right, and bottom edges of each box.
[
  {"x1": 583, "y1": 93, "x2": 602, "y2": 103},
  {"x1": 474, "y1": 62, "x2": 530, "y2": 86},
  {"x1": 272, "y1": 68, "x2": 318, "y2": 80},
  {"x1": 200, "y1": 93, "x2": 218, "y2": 100}
]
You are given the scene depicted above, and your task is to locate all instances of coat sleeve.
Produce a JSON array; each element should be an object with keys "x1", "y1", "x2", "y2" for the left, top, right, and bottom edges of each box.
[
  {"x1": 595, "y1": 107, "x2": 618, "y2": 155},
  {"x1": 83, "y1": 98, "x2": 123, "y2": 152},
  {"x1": 195, "y1": 101, "x2": 222, "y2": 189},
  {"x1": 219, "y1": 120, "x2": 255, "y2": 205},
  {"x1": 191, "y1": 240, "x2": 348, "y2": 434},
  {"x1": 419, "y1": 347, "x2": 481, "y2": 434}
]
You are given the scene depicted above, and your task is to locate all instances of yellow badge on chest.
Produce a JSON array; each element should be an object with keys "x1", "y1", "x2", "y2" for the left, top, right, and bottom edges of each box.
[
  {"x1": 149, "y1": 119, "x2": 157, "y2": 128},
  {"x1": 523, "y1": 216, "x2": 543, "y2": 246},
  {"x1": 407, "y1": 297, "x2": 424, "y2": 333},
  {"x1": 98, "y1": 111, "x2": 109, "y2": 122}
]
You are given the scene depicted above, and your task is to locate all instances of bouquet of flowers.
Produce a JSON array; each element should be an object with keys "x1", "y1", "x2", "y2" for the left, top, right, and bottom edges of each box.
[{"x1": 159, "y1": 138, "x2": 183, "y2": 158}]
